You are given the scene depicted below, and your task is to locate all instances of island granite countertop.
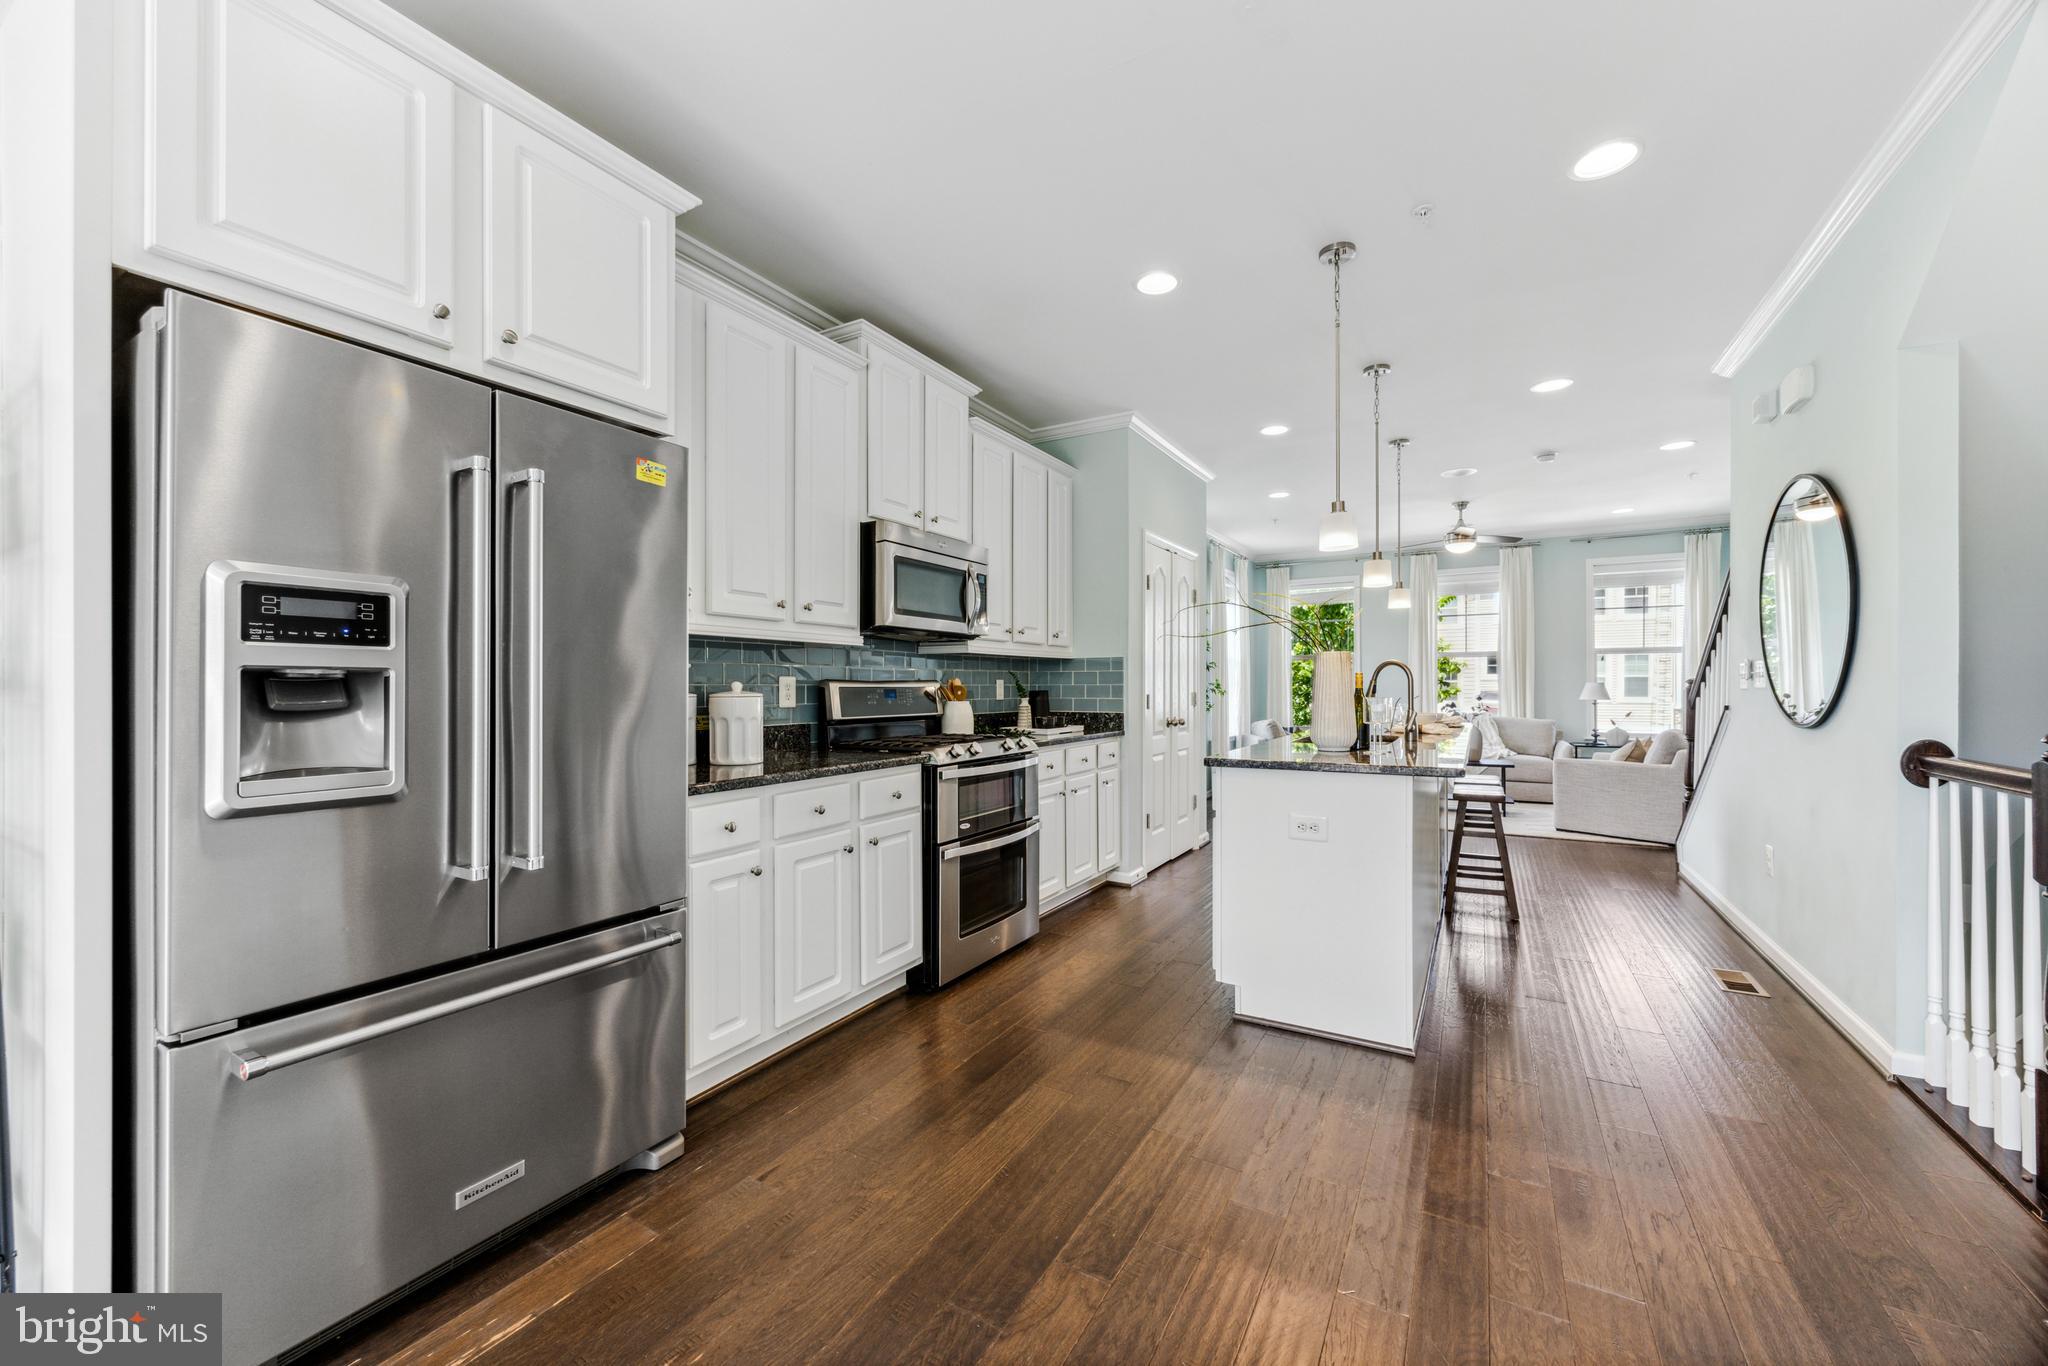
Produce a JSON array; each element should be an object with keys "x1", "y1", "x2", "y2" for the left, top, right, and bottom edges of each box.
[
  {"x1": 1205, "y1": 738, "x2": 1468, "y2": 780},
  {"x1": 690, "y1": 749, "x2": 922, "y2": 796}
]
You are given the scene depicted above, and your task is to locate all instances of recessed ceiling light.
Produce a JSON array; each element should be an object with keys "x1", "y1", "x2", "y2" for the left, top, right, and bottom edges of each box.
[
  {"x1": 1441, "y1": 467, "x2": 1478, "y2": 478},
  {"x1": 1259, "y1": 424, "x2": 1289, "y2": 437},
  {"x1": 1134, "y1": 270, "x2": 1179, "y2": 295},
  {"x1": 1267, "y1": 490, "x2": 1290, "y2": 499},
  {"x1": 1659, "y1": 439, "x2": 1695, "y2": 451},
  {"x1": 1611, "y1": 507, "x2": 1636, "y2": 515},
  {"x1": 1571, "y1": 140, "x2": 1641, "y2": 181},
  {"x1": 1530, "y1": 377, "x2": 1574, "y2": 394}
]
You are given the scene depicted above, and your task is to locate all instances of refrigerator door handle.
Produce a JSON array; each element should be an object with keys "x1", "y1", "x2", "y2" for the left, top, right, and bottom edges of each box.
[
  {"x1": 507, "y1": 467, "x2": 546, "y2": 872},
  {"x1": 453, "y1": 455, "x2": 492, "y2": 880},
  {"x1": 228, "y1": 931, "x2": 682, "y2": 1080}
]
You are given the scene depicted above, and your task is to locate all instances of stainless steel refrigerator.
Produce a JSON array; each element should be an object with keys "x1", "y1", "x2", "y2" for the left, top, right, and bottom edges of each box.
[{"x1": 124, "y1": 292, "x2": 690, "y2": 1363}]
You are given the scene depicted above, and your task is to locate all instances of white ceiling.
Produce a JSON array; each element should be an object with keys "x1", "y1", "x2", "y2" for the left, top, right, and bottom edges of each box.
[{"x1": 391, "y1": 0, "x2": 1975, "y2": 559}]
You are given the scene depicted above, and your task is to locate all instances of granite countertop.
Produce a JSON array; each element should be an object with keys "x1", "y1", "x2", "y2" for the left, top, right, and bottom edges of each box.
[
  {"x1": 1205, "y1": 737, "x2": 1469, "y2": 780},
  {"x1": 690, "y1": 749, "x2": 923, "y2": 796}
]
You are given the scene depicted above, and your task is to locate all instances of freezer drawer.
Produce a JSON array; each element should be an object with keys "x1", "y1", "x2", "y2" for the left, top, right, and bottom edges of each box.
[{"x1": 146, "y1": 913, "x2": 685, "y2": 1365}]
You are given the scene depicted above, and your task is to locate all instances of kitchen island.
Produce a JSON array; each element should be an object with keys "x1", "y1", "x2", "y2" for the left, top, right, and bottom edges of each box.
[{"x1": 1205, "y1": 738, "x2": 1467, "y2": 1053}]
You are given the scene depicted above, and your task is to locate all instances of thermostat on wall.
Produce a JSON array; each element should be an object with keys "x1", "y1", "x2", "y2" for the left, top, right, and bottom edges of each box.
[{"x1": 1779, "y1": 364, "x2": 1815, "y2": 414}]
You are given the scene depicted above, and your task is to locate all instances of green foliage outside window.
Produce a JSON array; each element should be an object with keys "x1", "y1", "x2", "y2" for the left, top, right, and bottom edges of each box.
[
  {"x1": 1434, "y1": 593, "x2": 1463, "y2": 705},
  {"x1": 1286, "y1": 600, "x2": 1355, "y2": 728}
]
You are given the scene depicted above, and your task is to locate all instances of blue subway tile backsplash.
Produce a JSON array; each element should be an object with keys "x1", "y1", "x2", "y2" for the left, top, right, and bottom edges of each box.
[{"x1": 690, "y1": 637, "x2": 1125, "y2": 730}]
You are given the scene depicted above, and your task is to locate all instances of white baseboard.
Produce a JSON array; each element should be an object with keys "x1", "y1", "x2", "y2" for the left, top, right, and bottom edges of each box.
[
  {"x1": 1108, "y1": 865, "x2": 1148, "y2": 888},
  {"x1": 1677, "y1": 861, "x2": 1897, "y2": 1079},
  {"x1": 1890, "y1": 1052, "x2": 1926, "y2": 1080}
]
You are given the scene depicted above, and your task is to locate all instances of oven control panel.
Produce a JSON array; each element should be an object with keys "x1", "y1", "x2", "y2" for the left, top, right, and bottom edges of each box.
[{"x1": 240, "y1": 581, "x2": 390, "y2": 645}]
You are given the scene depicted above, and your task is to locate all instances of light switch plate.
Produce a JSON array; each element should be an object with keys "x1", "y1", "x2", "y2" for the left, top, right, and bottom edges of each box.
[{"x1": 777, "y1": 675, "x2": 796, "y2": 708}]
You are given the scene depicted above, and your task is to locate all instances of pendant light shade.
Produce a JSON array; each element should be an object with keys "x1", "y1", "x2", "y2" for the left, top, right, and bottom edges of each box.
[
  {"x1": 1319, "y1": 505, "x2": 1359, "y2": 552},
  {"x1": 1386, "y1": 436, "x2": 1411, "y2": 607},
  {"x1": 1361, "y1": 554, "x2": 1393, "y2": 588},
  {"x1": 1316, "y1": 242, "x2": 1358, "y2": 557}
]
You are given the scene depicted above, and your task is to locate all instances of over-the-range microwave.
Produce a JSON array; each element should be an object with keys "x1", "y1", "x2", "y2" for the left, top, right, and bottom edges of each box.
[{"x1": 863, "y1": 520, "x2": 989, "y2": 641}]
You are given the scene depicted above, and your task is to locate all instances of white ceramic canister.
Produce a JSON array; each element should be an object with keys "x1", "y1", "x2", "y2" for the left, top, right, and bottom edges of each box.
[
  {"x1": 940, "y1": 698, "x2": 974, "y2": 734},
  {"x1": 709, "y1": 681, "x2": 765, "y2": 764}
]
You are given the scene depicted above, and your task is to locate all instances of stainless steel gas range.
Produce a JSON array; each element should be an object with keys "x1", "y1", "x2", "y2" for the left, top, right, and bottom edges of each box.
[{"x1": 823, "y1": 682, "x2": 1041, "y2": 987}]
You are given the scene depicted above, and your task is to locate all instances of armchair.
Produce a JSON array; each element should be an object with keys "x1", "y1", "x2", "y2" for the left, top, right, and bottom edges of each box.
[
  {"x1": 1552, "y1": 729, "x2": 1689, "y2": 843},
  {"x1": 1462, "y1": 717, "x2": 1566, "y2": 804}
]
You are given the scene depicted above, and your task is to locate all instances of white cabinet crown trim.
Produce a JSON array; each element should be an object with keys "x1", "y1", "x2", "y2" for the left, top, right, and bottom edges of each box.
[
  {"x1": 824, "y1": 319, "x2": 982, "y2": 398},
  {"x1": 677, "y1": 259, "x2": 869, "y2": 368}
]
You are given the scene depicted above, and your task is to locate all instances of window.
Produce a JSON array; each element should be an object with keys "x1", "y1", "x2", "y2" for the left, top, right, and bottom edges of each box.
[
  {"x1": 1285, "y1": 578, "x2": 1356, "y2": 730},
  {"x1": 1435, "y1": 567, "x2": 1501, "y2": 714},
  {"x1": 1588, "y1": 556, "x2": 1685, "y2": 733}
]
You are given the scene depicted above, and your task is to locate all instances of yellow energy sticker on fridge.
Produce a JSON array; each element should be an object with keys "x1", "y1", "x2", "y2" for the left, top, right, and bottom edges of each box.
[{"x1": 635, "y1": 457, "x2": 668, "y2": 487}]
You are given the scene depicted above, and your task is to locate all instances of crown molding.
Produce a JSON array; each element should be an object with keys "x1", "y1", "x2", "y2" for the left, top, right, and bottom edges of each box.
[
  {"x1": 673, "y1": 257, "x2": 867, "y2": 366},
  {"x1": 967, "y1": 399, "x2": 1035, "y2": 442},
  {"x1": 823, "y1": 320, "x2": 982, "y2": 397},
  {"x1": 673, "y1": 230, "x2": 841, "y2": 332},
  {"x1": 1028, "y1": 411, "x2": 1215, "y2": 483},
  {"x1": 317, "y1": 0, "x2": 698, "y2": 212},
  {"x1": 1710, "y1": 0, "x2": 2035, "y2": 378}
]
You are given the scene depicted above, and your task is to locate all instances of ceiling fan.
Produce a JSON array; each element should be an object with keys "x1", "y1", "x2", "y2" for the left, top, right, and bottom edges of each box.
[{"x1": 1396, "y1": 499, "x2": 1525, "y2": 555}]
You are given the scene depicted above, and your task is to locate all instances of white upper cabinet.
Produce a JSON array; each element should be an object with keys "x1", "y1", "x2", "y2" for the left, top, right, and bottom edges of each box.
[
  {"x1": 702, "y1": 302, "x2": 790, "y2": 621},
  {"x1": 791, "y1": 346, "x2": 864, "y2": 632},
  {"x1": 1010, "y1": 455, "x2": 1049, "y2": 648},
  {"x1": 864, "y1": 347, "x2": 924, "y2": 526},
  {"x1": 826, "y1": 322, "x2": 982, "y2": 534},
  {"x1": 482, "y1": 109, "x2": 671, "y2": 418},
  {"x1": 921, "y1": 379, "x2": 973, "y2": 536},
  {"x1": 1046, "y1": 466, "x2": 1074, "y2": 650},
  {"x1": 120, "y1": 0, "x2": 696, "y2": 432},
  {"x1": 140, "y1": 0, "x2": 459, "y2": 349},
  {"x1": 679, "y1": 267, "x2": 867, "y2": 646},
  {"x1": 971, "y1": 433, "x2": 1013, "y2": 639}
]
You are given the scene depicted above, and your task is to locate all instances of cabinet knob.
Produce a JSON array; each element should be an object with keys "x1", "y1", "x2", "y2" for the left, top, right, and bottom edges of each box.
[
  {"x1": 723, "y1": 820, "x2": 737, "y2": 833},
  {"x1": 892, "y1": 790, "x2": 903, "y2": 800},
  {"x1": 813, "y1": 803, "x2": 827, "y2": 815},
  {"x1": 802, "y1": 602, "x2": 814, "y2": 611},
  {"x1": 868, "y1": 836, "x2": 880, "y2": 845},
  {"x1": 843, "y1": 844, "x2": 854, "y2": 854},
  {"x1": 776, "y1": 599, "x2": 787, "y2": 609},
  {"x1": 1053, "y1": 631, "x2": 1062, "y2": 639},
  {"x1": 501, "y1": 328, "x2": 519, "y2": 344},
  {"x1": 750, "y1": 866, "x2": 762, "y2": 877},
  {"x1": 913, "y1": 509, "x2": 923, "y2": 519},
  {"x1": 432, "y1": 303, "x2": 451, "y2": 320}
]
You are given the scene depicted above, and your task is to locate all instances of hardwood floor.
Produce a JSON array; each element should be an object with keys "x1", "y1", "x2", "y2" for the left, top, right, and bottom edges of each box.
[{"x1": 302, "y1": 839, "x2": 2048, "y2": 1365}]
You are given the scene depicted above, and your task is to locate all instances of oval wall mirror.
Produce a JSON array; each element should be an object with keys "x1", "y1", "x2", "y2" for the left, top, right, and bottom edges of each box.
[{"x1": 1759, "y1": 473, "x2": 1857, "y2": 727}]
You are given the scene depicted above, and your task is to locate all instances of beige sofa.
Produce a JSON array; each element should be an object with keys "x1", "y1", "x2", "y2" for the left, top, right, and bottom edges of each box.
[
  {"x1": 1552, "y1": 729, "x2": 1689, "y2": 844},
  {"x1": 1462, "y1": 717, "x2": 1569, "y2": 804}
]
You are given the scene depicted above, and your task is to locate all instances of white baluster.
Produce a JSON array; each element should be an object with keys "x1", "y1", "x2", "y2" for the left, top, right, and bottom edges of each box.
[
  {"x1": 1923, "y1": 779, "x2": 1946, "y2": 1089},
  {"x1": 1947, "y1": 781, "x2": 1969, "y2": 1103},
  {"x1": 2022, "y1": 796, "x2": 2040, "y2": 1175},
  {"x1": 1970, "y1": 786, "x2": 1994, "y2": 1126},
  {"x1": 1993, "y1": 792, "x2": 2020, "y2": 1149}
]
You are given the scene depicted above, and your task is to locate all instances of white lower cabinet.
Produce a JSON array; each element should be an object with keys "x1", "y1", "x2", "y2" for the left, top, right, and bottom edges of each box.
[
  {"x1": 684, "y1": 848, "x2": 767, "y2": 1073},
  {"x1": 1038, "y1": 739, "x2": 1124, "y2": 913},
  {"x1": 685, "y1": 770, "x2": 923, "y2": 1096},
  {"x1": 859, "y1": 811, "x2": 922, "y2": 984}
]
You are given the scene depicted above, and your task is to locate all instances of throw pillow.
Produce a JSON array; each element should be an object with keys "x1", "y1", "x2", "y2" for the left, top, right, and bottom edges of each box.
[{"x1": 1617, "y1": 739, "x2": 1648, "y2": 762}]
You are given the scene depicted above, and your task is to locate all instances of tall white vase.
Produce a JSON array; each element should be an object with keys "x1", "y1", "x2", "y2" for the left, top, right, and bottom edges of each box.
[{"x1": 1309, "y1": 650, "x2": 1355, "y2": 752}]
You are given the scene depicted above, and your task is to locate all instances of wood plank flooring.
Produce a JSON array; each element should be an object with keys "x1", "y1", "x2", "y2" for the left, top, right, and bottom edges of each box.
[{"x1": 301, "y1": 839, "x2": 2048, "y2": 1365}]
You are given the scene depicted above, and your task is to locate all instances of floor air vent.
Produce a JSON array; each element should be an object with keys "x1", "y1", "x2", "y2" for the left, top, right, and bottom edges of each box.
[{"x1": 1712, "y1": 969, "x2": 1768, "y2": 997}]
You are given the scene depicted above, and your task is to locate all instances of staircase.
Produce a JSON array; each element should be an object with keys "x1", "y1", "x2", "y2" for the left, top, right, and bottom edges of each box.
[{"x1": 1682, "y1": 575, "x2": 1732, "y2": 807}]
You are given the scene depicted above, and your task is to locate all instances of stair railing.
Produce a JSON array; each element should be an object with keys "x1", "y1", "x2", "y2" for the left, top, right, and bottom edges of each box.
[{"x1": 1682, "y1": 575, "x2": 1732, "y2": 801}]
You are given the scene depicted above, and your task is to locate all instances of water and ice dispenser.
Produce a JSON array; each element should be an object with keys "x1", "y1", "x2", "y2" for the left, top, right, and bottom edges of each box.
[{"x1": 203, "y1": 561, "x2": 407, "y2": 818}]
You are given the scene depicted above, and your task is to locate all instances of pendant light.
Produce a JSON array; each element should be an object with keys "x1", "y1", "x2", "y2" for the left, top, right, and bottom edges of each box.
[
  {"x1": 1360, "y1": 363, "x2": 1394, "y2": 587},
  {"x1": 1315, "y1": 242, "x2": 1359, "y2": 553},
  {"x1": 1386, "y1": 436, "x2": 1411, "y2": 609},
  {"x1": 1444, "y1": 499, "x2": 1479, "y2": 554}
]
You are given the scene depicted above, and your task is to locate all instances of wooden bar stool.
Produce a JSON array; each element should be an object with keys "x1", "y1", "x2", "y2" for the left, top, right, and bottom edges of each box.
[{"x1": 1445, "y1": 782, "x2": 1520, "y2": 922}]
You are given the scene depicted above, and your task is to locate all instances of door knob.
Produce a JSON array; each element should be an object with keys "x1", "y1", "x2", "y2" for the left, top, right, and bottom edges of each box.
[
  {"x1": 432, "y1": 303, "x2": 451, "y2": 319},
  {"x1": 501, "y1": 328, "x2": 519, "y2": 344},
  {"x1": 723, "y1": 820, "x2": 737, "y2": 833}
]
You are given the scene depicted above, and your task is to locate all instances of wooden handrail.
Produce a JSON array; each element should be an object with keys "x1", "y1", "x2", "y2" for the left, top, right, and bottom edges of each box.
[{"x1": 1899, "y1": 739, "x2": 2032, "y2": 796}]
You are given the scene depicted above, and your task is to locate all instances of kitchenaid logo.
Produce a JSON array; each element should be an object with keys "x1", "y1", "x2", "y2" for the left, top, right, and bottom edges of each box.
[
  {"x1": 454, "y1": 1158, "x2": 526, "y2": 1210},
  {"x1": 8, "y1": 1295, "x2": 220, "y2": 1362}
]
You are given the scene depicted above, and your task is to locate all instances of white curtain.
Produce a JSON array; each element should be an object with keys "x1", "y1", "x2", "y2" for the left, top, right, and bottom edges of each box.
[
  {"x1": 1405, "y1": 553, "x2": 1439, "y2": 715},
  {"x1": 1682, "y1": 530, "x2": 1725, "y2": 677},
  {"x1": 1498, "y1": 546, "x2": 1535, "y2": 717},
  {"x1": 1262, "y1": 565, "x2": 1290, "y2": 729},
  {"x1": 1773, "y1": 521, "x2": 1825, "y2": 718}
]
